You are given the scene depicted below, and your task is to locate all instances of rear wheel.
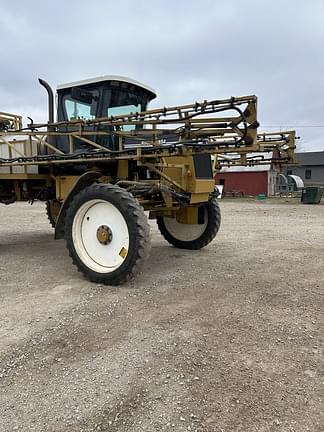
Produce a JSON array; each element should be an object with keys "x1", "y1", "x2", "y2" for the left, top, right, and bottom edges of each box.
[
  {"x1": 157, "y1": 197, "x2": 221, "y2": 250},
  {"x1": 65, "y1": 183, "x2": 150, "y2": 285}
]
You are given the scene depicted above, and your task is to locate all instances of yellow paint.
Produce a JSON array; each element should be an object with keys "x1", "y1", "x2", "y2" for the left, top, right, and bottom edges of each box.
[{"x1": 119, "y1": 247, "x2": 128, "y2": 259}]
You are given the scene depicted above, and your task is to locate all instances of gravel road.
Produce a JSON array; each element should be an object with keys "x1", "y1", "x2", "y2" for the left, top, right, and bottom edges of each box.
[{"x1": 0, "y1": 199, "x2": 323, "y2": 432}]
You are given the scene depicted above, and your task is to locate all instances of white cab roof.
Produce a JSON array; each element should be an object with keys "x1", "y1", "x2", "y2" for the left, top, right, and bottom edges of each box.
[{"x1": 57, "y1": 75, "x2": 156, "y2": 96}]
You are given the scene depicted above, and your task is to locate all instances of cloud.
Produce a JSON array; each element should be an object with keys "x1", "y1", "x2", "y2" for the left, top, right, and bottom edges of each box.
[{"x1": 0, "y1": 0, "x2": 323, "y2": 150}]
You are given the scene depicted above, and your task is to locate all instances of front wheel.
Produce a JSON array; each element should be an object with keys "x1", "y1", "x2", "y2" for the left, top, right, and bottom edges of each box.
[
  {"x1": 157, "y1": 197, "x2": 221, "y2": 250},
  {"x1": 65, "y1": 183, "x2": 150, "y2": 285},
  {"x1": 46, "y1": 200, "x2": 61, "y2": 228}
]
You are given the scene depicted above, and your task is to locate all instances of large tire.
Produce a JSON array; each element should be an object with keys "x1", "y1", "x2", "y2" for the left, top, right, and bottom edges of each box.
[
  {"x1": 64, "y1": 183, "x2": 150, "y2": 285},
  {"x1": 157, "y1": 197, "x2": 221, "y2": 250},
  {"x1": 46, "y1": 200, "x2": 61, "y2": 228}
]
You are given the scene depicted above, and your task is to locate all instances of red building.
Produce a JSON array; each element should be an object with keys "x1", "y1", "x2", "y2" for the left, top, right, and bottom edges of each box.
[{"x1": 215, "y1": 164, "x2": 280, "y2": 197}]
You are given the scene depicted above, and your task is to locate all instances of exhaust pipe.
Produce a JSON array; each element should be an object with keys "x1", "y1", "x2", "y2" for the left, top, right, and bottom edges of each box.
[
  {"x1": 38, "y1": 78, "x2": 55, "y2": 152},
  {"x1": 38, "y1": 78, "x2": 54, "y2": 124}
]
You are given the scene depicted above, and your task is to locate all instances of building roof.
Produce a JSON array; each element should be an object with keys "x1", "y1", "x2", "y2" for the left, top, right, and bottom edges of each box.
[
  {"x1": 218, "y1": 152, "x2": 273, "y2": 172},
  {"x1": 57, "y1": 75, "x2": 157, "y2": 97},
  {"x1": 220, "y1": 164, "x2": 272, "y2": 173},
  {"x1": 295, "y1": 151, "x2": 324, "y2": 166}
]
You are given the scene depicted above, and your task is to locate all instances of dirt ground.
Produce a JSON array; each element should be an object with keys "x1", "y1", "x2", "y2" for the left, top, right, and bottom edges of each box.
[{"x1": 0, "y1": 199, "x2": 323, "y2": 432}]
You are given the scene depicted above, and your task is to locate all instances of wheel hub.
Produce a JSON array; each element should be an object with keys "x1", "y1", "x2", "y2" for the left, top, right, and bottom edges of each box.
[{"x1": 96, "y1": 225, "x2": 113, "y2": 245}]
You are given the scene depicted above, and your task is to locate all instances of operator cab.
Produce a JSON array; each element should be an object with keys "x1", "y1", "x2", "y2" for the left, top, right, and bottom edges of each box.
[{"x1": 56, "y1": 75, "x2": 156, "y2": 152}]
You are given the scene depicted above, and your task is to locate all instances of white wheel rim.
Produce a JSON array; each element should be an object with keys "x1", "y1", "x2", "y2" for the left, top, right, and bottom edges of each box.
[
  {"x1": 72, "y1": 199, "x2": 129, "y2": 273},
  {"x1": 163, "y1": 209, "x2": 208, "y2": 242}
]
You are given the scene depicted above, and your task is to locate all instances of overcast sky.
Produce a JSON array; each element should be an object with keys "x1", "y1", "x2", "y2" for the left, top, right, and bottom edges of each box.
[{"x1": 1, "y1": 0, "x2": 323, "y2": 151}]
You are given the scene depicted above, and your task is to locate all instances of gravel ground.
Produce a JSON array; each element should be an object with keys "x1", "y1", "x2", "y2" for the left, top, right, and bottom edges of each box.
[{"x1": 0, "y1": 199, "x2": 323, "y2": 432}]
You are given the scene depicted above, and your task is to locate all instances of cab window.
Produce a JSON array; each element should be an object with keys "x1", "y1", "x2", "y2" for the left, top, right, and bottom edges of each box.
[
  {"x1": 65, "y1": 99, "x2": 95, "y2": 121},
  {"x1": 107, "y1": 104, "x2": 140, "y2": 131}
]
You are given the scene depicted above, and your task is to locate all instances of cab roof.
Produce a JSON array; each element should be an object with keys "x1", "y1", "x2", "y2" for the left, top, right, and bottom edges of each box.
[{"x1": 57, "y1": 75, "x2": 157, "y2": 98}]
